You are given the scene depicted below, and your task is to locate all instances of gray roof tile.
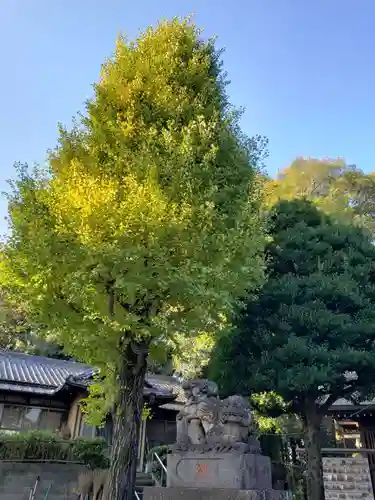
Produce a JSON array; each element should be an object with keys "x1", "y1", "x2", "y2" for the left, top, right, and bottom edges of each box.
[
  {"x1": 0, "y1": 351, "x2": 91, "y2": 395},
  {"x1": 0, "y1": 351, "x2": 184, "y2": 404},
  {"x1": 146, "y1": 374, "x2": 186, "y2": 403}
]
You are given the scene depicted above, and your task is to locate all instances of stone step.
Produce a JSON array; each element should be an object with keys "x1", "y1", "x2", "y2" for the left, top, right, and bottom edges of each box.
[
  {"x1": 136, "y1": 474, "x2": 155, "y2": 486},
  {"x1": 135, "y1": 473, "x2": 155, "y2": 500},
  {"x1": 136, "y1": 479, "x2": 155, "y2": 486},
  {"x1": 137, "y1": 472, "x2": 153, "y2": 479}
]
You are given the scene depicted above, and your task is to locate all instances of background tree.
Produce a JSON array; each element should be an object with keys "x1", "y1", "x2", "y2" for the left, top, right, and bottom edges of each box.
[
  {"x1": 251, "y1": 393, "x2": 304, "y2": 494},
  {"x1": 0, "y1": 19, "x2": 266, "y2": 500},
  {"x1": 145, "y1": 331, "x2": 215, "y2": 378},
  {"x1": 171, "y1": 331, "x2": 215, "y2": 378},
  {"x1": 266, "y1": 157, "x2": 375, "y2": 233},
  {"x1": 0, "y1": 296, "x2": 67, "y2": 358},
  {"x1": 209, "y1": 199, "x2": 375, "y2": 500}
]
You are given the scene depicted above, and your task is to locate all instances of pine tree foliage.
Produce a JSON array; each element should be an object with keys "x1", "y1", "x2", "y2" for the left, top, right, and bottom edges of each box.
[{"x1": 210, "y1": 199, "x2": 375, "y2": 500}]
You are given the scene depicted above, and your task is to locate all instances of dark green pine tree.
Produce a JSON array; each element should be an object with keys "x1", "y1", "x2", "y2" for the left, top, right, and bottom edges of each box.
[{"x1": 209, "y1": 199, "x2": 375, "y2": 500}]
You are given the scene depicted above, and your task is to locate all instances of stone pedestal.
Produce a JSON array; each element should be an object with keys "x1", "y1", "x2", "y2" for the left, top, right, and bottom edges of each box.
[
  {"x1": 167, "y1": 452, "x2": 273, "y2": 490},
  {"x1": 150, "y1": 380, "x2": 290, "y2": 500},
  {"x1": 143, "y1": 486, "x2": 289, "y2": 500}
]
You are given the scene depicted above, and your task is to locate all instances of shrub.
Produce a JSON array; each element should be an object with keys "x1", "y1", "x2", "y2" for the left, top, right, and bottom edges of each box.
[
  {"x1": 72, "y1": 437, "x2": 110, "y2": 469},
  {"x1": 146, "y1": 445, "x2": 170, "y2": 485},
  {"x1": 146, "y1": 444, "x2": 170, "y2": 463},
  {"x1": 0, "y1": 430, "x2": 109, "y2": 469}
]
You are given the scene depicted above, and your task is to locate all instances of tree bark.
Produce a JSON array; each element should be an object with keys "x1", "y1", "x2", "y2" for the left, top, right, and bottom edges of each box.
[
  {"x1": 106, "y1": 339, "x2": 148, "y2": 500},
  {"x1": 304, "y1": 405, "x2": 325, "y2": 500}
]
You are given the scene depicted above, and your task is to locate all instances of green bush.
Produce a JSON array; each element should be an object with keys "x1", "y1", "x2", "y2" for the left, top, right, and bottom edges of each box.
[
  {"x1": 146, "y1": 445, "x2": 170, "y2": 485},
  {"x1": 146, "y1": 444, "x2": 170, "y2": 463},
  {"x1": 72, "y1": 437, "x2": 109, "y2": 469},
  {"x1": 0, "y1": 430, "x2": 109, "y2": 469}
]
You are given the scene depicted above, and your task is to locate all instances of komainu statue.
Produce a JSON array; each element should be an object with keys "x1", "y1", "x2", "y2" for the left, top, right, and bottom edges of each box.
[
  {"x1": 175, "y1": 379, "x2": 260, "y2": 453},
  {"x1": 221, "y1": 395, "x2": 261, "y2": 453},
  {"x1": 176, "y1": 379, "x2": 222, "y2": 450}
]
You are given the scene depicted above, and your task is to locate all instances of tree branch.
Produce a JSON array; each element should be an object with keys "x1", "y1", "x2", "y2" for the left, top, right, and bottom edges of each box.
[{"x1": 318, "y1": 384, "x2": 355, "y2": 413}]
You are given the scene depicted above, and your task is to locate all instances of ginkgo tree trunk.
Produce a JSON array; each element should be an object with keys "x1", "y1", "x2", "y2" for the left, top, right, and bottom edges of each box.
[{"x1": 1, "y1": 18, "x2": 267, "y2": 500}]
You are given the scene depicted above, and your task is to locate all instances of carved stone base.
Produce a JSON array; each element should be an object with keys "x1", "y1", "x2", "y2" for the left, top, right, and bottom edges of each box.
[
  {"x1": 167, "y1": 452, "x2": 273, "y2": 490},
  {"x1": 143, "y1": 487, "x2": 289, "y2": 500}
]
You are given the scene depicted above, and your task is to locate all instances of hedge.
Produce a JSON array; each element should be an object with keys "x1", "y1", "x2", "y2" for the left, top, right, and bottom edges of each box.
[{"x1": 0, "y1": 430, "x2": 110, "y2": 469}]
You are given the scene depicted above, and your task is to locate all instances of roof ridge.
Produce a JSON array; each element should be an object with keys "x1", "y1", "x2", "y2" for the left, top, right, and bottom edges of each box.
[{"x1": 0, "y1": 350, "x2": 89, "y2": 367}]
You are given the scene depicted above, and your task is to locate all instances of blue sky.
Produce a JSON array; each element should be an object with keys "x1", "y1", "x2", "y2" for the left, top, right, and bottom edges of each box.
[{"x1": 1, "y1": 0, "x2": 375, "y2": 234}]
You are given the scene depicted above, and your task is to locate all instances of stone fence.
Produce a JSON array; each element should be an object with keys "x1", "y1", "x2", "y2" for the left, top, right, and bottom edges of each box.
[{"x1": 0, "y1": 461, "x2": 87, "y2": 499}]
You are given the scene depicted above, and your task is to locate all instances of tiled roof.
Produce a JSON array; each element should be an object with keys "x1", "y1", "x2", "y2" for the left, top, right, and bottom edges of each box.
[
  {"x1": 0, "y1": 351, "x2": 92, "y2": 395},
  {"x1": 331, "y1": 397, "x2": 375, "y2": 408},
  {"x1": 3, "y1": 351, "x2": 370, "y2": 414},
  {"x1": 0, "y1": 351, "x2": 184, "y2": 405},
  {"x1": 146, "y1": 374, "x2": 186, "y2": 404}
]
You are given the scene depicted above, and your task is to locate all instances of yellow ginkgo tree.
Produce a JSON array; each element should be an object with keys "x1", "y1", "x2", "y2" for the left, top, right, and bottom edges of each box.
[{"x1": 1, "y1": 18, "x2": 266, "y2": 500}]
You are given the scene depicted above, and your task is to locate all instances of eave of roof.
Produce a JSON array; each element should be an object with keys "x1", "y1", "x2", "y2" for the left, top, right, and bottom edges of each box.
[
  {"x1": 0, "y1": 351, "x2": 184, "y2": 404},
  {"x1": 0, "y1": 351, "x2": 92, "y2": 396},
  {"x1": 69, "y1": 371, "x2": 180, "y2": 405}
]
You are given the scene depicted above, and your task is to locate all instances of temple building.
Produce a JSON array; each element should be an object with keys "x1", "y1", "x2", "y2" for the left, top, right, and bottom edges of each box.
[
  {"x1": 1, "y1": 350, "x2": 375, "y2": 477},
  {"x1": 0, "y1": 350, "x2": 185, "y2": 470}
]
